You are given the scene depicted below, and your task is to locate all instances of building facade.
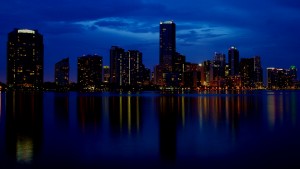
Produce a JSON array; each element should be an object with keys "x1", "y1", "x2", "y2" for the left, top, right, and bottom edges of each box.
[
  {"x1": 110, "y1": 46, "x2": 125, "y2": 86},
  {"x1": 159, "y1": 21, "x2": 176, "y2": 70},
  {"x1": 228, "y1": 46, "x2": 239, "y2": 76},
  {"x1": 77, "y1": 55, "x2": 103, "y2": 90},
  {"x1": 7, "y1": 29, "x2": 44, "y2": 90},
  {"x1": 55, "y1": 58, "x2": 69, "y2": 87}
]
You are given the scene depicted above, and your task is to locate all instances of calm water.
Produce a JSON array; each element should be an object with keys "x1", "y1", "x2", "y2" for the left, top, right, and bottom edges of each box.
[{"x1": 0, "y1": 91, "x2": 300, "y2": 169}]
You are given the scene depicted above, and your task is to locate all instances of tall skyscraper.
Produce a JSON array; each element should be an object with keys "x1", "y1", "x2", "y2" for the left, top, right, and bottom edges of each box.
[
  {"x1": 110, "y1": 46, "x2": 125, "y2": 86},
  {"x1": 125, "y1": 50, "x2": 143, "y2": 86},
  {"x1": 212, "y1": 52, "x2": 226, "y2": 80},
  {"x1": 159, "y1": 21, "x2": 176, "y2": 71},
  {"x1": 254, "y1": 56, "x2": 263, "y2": 88},
  {"x1": 228, "y1": 46, "x2": 239, "y2": 76},
  {"x1": 77, "y1": 55, "x2": 103, "y2": 90},
  {"x1": 55, "y1": 58, "x2": 69, "y2": 87},
  {"x1": 7, "y1": 29, "x2": 44, "y2": 89}
]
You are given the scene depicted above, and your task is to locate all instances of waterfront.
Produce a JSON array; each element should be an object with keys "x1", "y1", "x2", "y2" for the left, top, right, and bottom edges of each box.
[{"x1": 0, "y1": 91, "x2": 299, "y2": 169}]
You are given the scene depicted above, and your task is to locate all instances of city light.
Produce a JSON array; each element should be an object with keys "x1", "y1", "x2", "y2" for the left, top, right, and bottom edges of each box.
[{"x1": 17, "y1": 29, "x2": 35, "y2": 34}]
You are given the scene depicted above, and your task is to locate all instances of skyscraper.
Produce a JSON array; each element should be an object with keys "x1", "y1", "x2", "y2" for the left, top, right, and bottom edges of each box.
[
  {"x1": 159, "y1": 21, "x2": 176, "y2": 71},
  {"x1": 7, "y1": 29, "x2": 44, "y2": 89},
  {"x1": 103, "y1": 66, "x2": 110, "y2": 84},
  {"x1": 212, "y1": 52, "x2": 226, "y2": 80},
  {"x1": 77, "y1": 55, "x2": 103, "y2": 90},
  {"x1": 110, "y1": 46, "x2": 125, "y2": 86},
  {"x1": 125, "y1": 50, "x2": 143, "y2": 86},
  {"x1": 55, "y1": 58, "x2": 69, "y2": 87},
  {"x1": 228, "y1": 46, "x2": 239, "y2": 76}
]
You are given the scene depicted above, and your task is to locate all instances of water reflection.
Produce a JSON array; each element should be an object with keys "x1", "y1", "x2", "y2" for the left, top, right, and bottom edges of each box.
[
  {"x1": 54, "y1": 93, "x2": 69, "y2": 127},
  {"x1": 157, "y1": 96, "x2": 178, "y2": 161},
  {"x1": 108, "y1": 96, "x2": 142, "y2": 136},
  {"x1": 77, "y1": 94, "x2": 102, "y2": 133},
  {"x1": 5, "y1": 92, "x2": 43, "y2": 164},
  {"x1": 266, "y1": 92, "x2": 298, "y2": 129},
  {"x1": 0, "y1": 91, "x2": 299, "y2": 168}
]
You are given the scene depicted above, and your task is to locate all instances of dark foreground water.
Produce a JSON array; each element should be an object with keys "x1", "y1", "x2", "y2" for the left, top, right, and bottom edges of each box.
[{"x1": 0, "y1": 90, "x2": 300, "y2": 169}]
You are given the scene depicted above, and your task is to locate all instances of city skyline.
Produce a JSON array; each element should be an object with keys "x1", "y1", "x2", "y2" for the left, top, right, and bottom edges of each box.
[{"x1": 0, "y1": 0, "x2": 300, "y2": 82}]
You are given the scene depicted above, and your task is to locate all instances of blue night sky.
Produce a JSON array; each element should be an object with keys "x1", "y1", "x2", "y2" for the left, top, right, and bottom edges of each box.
[{"x1": 0, "y1": 0, "x2": 300, "y2": 82}]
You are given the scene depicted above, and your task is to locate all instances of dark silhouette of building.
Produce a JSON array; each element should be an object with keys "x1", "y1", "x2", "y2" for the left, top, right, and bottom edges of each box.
[
  {"x1": 156, "y1": 21, "x2": 176, "y2": 86},
  {"x1": 254, "y1": 56, "x2": 263, "y2": 88},
  {"x1": 267, "y1": 66, "x2": 298, "y2": 89},
  {"x1": 77, "y1": 55, "x2": 103, "y2": 90},
  {"x1": 240, "y1": 58, "x2": 255, "y2": 88},
  {"x1": 109, "y1": 46, "x2": 149, "y2": 89},
  {"x1": 183, "y1": 62, "x2": 201, "y2": 88},
  {"x1": 55, "y1": 58, "x2": 69, "y2": 87},
  {"x1": 103, "y1": 66, "x2": 110, "y2": 84},
  {"x1": 7, "y1": 29, "x2": 44, "y2": 90},
  {"x1": 228, "y1": 46, "x2": 239, "y2": 76},
  {"x1": 213, "y1": 52, "x2": 226, "y2": 80},
  {"x1": 159, "y1": 21, "x2": 176, "y2": 70},
  {"x1": 124, "y1": 50, "x2": 143, "y2": 86},
  {"x1": 110, "y1": 46, "x2": 125, "y2": 86}
]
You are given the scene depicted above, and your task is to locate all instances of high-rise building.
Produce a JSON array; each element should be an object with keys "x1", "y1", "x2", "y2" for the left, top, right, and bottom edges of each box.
[
  {"x1": 240, "y1": 56, "x2": 263, "y2": 89},
  {"x1": 266, "y1": 66, "x2": 298, "y2": 89},
  {"x1": 240, "y1": 58, "x2": 255, "y2": 88},
  {"x1": 110, "y1": 46, "x2": 125, "y2": 86},
  {"x1": 125, "y1": 50, "x2": 143, "y2": 86},
  {"x1": 267, "y1": 68, "x2": 286, "y2": 89},
  {"x1": 212, "y1": 52, "x2": 226, "y2": 80},
  {"x1": 110, "y1": 46, "x2": 149, "y2": 88},
  {"x1": 55, "y1": 58, "x2": 69, "y2": 87},
  {"x1": 254, "y1": 56, "x2": 263, "y2": 88},
  {"x1": 77, "y1": 55, "x2": 103, "y2": 90},
  {"x1": 7, "y1": 29, "x2": 44, "y2": 89},
  {"x1": 159, "y1": 21, "x2": 176, "y2": 70},
  {"x1": 228, "y1": 46, "x2": 239, "y2": 76},
  {"x1": 103, "y1": 66, "x2": 110, "y2": 84}
]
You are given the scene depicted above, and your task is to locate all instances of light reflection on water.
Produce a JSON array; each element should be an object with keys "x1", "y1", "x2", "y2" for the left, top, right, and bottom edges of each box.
[{"x1": 0, "y1": 90, "x2": 299, "y2": 169}]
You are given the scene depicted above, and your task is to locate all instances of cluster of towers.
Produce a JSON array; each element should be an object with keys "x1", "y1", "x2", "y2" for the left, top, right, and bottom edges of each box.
[
  {"x1": 154, "y1": 21, "x2": 298, "y2": 90},
  {"x1": 5, "y1": 22, "x2": 299, "y2": 91}
]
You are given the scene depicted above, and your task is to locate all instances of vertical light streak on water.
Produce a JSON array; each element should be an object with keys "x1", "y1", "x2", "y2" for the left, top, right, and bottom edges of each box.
[
  {"x1": 181, "y1": 96, "x2": 185, "y2": 127},
  {"x1": 119, "y1": 96, "x2": 123, "y2": 132},
  {"x1": 136, "y1": 96, "x2": 140, "y2": 133},
  {"x1": 267, "y1": 94, "x2": 276, "y2": 130},
  {"x1": 128, "y1": 96, "x2": 131, "y2": 134}
]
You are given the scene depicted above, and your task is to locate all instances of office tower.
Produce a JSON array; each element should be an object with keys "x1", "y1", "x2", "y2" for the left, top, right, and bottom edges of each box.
[
  {"x1": 159, "y1": 21, "x2": 176, "y2": 71},
  {"x1": 240, "y1": 56, "x2": 263, "y2": 89},
  {"x1": 202, "y1": 60, "x2": 211, "y2": 86},
  {"x1": 228, "y1": 46, "x2": 239, "y2": 76},
  {"x1": 266, "y1": 67, "x2": 297, "y2": 89},
  {"x1": 110, "y1": 46, "x2": 125, "y2": 86},
  {"x1": 77, "y1": 55, "x2": 103, "y2": 90},
  {"x1": 7, "y1": 29, "x2": 44, "y2": 89},
  {"x1": 125, "y1": 50, "x2": 143, "y2": 86},
  {"x1": 289, "y1": 66, "x2": 297, "y2": 81},
  {"x1": 55, "y1": 58, "x2": 69, "y2": 87},
  {"x1": 183, "y1": 62, "x2": 201, "y2": 88},
  {"x1": 103, "y1": 66, "x2": 110, "y2": 83},
  {"x1": 240, "y1": 58, "x2": 255, "y2": 88},
  {"x1": 212, "y1": 52, "x2": 226, "y2": 80},
  {"x1": 254, "y1": 56, "x2": 263, "y2": 88}
]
